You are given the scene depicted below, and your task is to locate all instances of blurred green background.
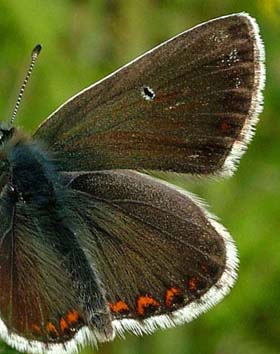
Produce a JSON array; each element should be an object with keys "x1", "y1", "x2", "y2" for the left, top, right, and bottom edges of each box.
[{"x1": 0, "y1": 0, "x2": 279, "y2": 354}]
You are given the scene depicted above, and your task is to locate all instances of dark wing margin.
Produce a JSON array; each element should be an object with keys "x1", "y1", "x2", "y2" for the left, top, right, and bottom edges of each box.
[
  {"x1": 34, "y1": 13, "x2": 265, "y2": 176},
  {"x1": 67, "y1": 170, "x2": 238, "y2": 335}
]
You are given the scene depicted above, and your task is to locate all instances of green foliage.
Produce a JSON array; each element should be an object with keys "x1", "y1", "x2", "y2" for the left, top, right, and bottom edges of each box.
[{"x1": 0, "y1": 1, "x2": 279, "y2": 353}]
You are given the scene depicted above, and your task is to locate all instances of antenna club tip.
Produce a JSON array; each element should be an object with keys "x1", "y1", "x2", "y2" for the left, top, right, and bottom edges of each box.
[{"x1": 32, "y1": 44, "x2": 42, "y2": 57}]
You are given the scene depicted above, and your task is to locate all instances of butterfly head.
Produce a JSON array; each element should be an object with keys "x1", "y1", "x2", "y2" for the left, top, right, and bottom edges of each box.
[{"x1": 0, "y1": 124, "x2": 15, "y2": 146}]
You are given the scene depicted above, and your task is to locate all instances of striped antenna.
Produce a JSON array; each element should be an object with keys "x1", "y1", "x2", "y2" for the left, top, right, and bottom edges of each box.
[{"x1": 10, "y1": 44, "x2": 42, "y2": 125}]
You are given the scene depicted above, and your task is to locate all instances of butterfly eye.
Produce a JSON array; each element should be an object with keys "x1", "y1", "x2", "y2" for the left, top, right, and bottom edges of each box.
[{"x1": 0, "y1": 128, "x2": 14, "y2": 144}]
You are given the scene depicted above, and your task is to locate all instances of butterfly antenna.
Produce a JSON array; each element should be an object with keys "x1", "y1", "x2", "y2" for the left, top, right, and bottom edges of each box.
[{"x1": 10, "y1": 44, "x2": 42, "y2": 126}]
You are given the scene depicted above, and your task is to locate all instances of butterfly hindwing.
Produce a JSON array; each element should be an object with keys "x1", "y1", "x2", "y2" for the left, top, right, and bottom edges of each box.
[
  {"x1": 0, "y1": 200, "x2": 84, "y2": 347},
  {"x1": 67, "y1": 170, "x2": 237, "y2": 334},
  {"x1": 34, "y1": 13, "x2": 264, "y2": 176}
]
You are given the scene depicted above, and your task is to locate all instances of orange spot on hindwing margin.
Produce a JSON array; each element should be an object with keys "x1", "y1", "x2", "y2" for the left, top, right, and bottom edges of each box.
[
  {"x1": 165, "y1": 287, "x2": 183, "y2": 307},
  {"x1": 31, "y1": 310, "x2": 83, "y2": 339},
  {"x1": 60, "y1": 317, "x2": 69, "y2": 332},
  {"x1": 66, "y1": 310, "x2": 81, "y2": 325},
  {"x1": 221, "y1": 121, "x2": 230, "y2": 132},
  {"x1": 32, "y1": 324, "x2": 41, "y2": 335},
  {"x1": 188, "y1": 276, "x2": 198, "y2": 291},
  {"x1": 46, "y1": 322, "x2": 59, "y2": 337},
  {"x1": 137, "y1": 295, "x2": 160, "y2": 316},
  {"x1": 109, "y1": 300, "x2": 129, "y2": 313}
]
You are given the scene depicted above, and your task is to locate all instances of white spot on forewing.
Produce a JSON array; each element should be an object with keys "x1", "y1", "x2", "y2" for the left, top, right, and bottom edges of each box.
[
  {"x1": 228, "y1": 49, "x2": 239, "y2": 63},
  {"x1": 141, "y1": 86, "x2": 155, "y2": 101},
  {"x1": 165, "y1": 101, "x2": 186, "y2": 111},
  {"x1": 189, "y1": 154, "x2": 200, "y2": 159},
  {"x1": 211, "y1": 30, "x2": 229, "y2": 44},
  {"x1": 221, "y1": 49, "x2": 239, "y2": 67},
  {"x1": 235, "y1": 77, "x2": 242, "y2": 88}
]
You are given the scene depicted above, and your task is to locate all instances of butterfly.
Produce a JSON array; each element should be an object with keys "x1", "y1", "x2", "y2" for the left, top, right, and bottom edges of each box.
[{"x1": 0, "y1": 12, "x2": 265, "y2": 354}]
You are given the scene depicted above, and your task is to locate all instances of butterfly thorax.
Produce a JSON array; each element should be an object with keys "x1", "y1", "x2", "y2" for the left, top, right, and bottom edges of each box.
[{"x1": 0, "y1": 126, "x2": 57, "y2": 206}]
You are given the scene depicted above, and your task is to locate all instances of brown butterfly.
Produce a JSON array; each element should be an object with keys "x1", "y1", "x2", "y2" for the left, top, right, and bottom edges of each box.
[{"x1": 0, "y1": 12, "x2": 264, "y2": 354}]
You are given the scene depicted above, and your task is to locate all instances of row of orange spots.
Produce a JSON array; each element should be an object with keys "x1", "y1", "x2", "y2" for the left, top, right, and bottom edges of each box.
[
  {"x1": 109, "y1": 286, "x2": 187, "y2": 317},
  {"x1": 31, "y1": 310, "x2": 83, "y2": 338}
]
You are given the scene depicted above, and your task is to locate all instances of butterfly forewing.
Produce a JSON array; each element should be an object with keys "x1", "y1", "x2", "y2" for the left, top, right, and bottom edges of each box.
[
  {"x1": 35, "y1": 13, "x2": 264, "y2": 176},
  {"x1": 67, "y1": 170, "x2": 237, "y2": 333}
]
